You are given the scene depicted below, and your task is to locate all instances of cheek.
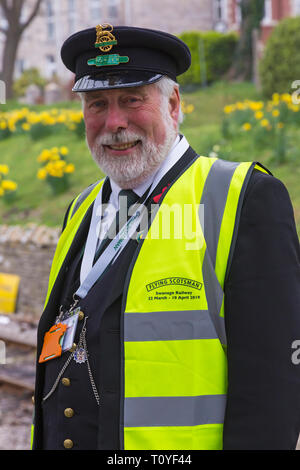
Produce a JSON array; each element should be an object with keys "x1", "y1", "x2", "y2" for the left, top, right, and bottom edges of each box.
[
  {"x1": 151, "y1": 118, "x2": 168, "y2": 146},
  {"x1": 133, "y1": 111, "x2": 166, "y2": 145},
  {"x1": 84, "y1": 114, "x2": 103, "y2": 143}
]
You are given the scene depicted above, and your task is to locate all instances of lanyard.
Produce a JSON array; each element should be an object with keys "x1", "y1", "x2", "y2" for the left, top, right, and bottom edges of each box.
[
  {"x1": 77, "y1": 186, "x2": 149, "y2": 299},
  {"x1": 77, "y1": 136, "x2": 189, "y2": 301}
]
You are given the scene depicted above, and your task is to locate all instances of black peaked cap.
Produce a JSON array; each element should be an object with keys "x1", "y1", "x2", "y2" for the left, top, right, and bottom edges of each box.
[{"x1": 61, "y1": 25, "x2": 191, "y2": 91}]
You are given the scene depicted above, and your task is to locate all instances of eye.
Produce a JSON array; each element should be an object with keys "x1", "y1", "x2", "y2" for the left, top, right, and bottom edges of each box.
[
  {"x1": 88, "y1": 99, "x2": 107, "y2": 112},
  {"x1": 122, "y1": 96, "x2": 143, "y2": 107}
]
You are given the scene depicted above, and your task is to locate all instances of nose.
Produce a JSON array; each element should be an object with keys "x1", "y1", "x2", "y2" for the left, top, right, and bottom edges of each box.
[{"x1": 104, "y1": 103, "x2": 128, "y2": 133}]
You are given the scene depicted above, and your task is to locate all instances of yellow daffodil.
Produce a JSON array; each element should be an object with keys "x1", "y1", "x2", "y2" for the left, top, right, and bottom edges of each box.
[
  {"x1": 0, "y1": 164, "x2": 9, "y2": 175},
  {"x1": 1, "y1": 180, "x2": 17, "y2": 191},
  {"x1": 60, "y1": 146, "x2": 69, "y2": 155},
  {"x1": 242, "y1": 123, "x2": 252, "y2": 131},
  {"x1": 280, "y1": 93, "x2": 292, "y2": 103},
  {"x1": 272, "y1": 109, "x2": 280, "y2": 117},
  {"x1": 223, "y1": 105, "x2": 235, "y2": 114},
  {"x1": 37, "y1": 149, "x2": 52, "y2": 162},
  {"x1": 255, "y1": 111, "x2": 264, "y2": 120},
  {"x1": 260, "y1": 118, "x2": 270, "y2": 127},
  {"x1": 65, "y1": 163, "x2": 75, "y2": 173},
  {"x1": 37, "y1": 168, "x2": 47, "y2": 180}
]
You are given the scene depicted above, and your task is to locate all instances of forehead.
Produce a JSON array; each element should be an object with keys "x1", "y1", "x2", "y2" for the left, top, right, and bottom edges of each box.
[{"x1": 82, "y1": 83, "x2": 159, "y2": 102}]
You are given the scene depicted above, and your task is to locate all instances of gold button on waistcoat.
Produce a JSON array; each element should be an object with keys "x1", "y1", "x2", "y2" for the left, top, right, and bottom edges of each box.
[
  {"x1": 64, "y1": 408, "x2": 75, "y2": 418},
  {"x1": 61, "y1": 377, "x2": 71, "y2": 387},
  {"x1": 69, "y1": 343, "x2": 77, "y2": 352},
  {"x1": 63, "y1": 439, "x2": 73, "y2": 449},
  {"x1": 78, "y1": 310, "x2": 84, "y2": 321}
]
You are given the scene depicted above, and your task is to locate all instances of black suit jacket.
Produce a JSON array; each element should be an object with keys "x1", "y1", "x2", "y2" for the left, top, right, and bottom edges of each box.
[{"x1": 33, "y1": 152, "x2": 300, "y2": 450}]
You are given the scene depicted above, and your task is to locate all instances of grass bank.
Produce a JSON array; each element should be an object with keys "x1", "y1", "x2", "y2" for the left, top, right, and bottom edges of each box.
[{"x1": 0, "y1": 81, "x2": 299, "y2": 234}]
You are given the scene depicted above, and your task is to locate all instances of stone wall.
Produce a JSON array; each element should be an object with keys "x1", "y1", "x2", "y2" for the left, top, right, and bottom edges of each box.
[{"x1": 0, "y1": 225, "x2": 60, "y2": 321}]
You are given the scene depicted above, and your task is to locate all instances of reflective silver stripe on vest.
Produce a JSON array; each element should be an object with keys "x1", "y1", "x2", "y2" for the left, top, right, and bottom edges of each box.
[
  {"x1": 71, "y1": 181, "x2": 101, "y2": 218},
  {"x1": 200, "y1": 159, "x2": 239, "y2": 269},
  {"x1": 124, "y1": 310, "x2": 218, "y2": 342},
  {"x1": 199, "y1": 159, "x2": 240, "y2": 346},
  {"x1": 202, "y1": 252, "x2": 226, "y2": 345},
  {"x1": 124, "y1": 395, "x2": 226, "y2": 427}
]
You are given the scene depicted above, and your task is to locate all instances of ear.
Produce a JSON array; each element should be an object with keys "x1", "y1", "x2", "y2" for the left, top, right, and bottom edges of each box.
[{"x1": 168, "y1": 86, "x2": 181, "y2": 127}]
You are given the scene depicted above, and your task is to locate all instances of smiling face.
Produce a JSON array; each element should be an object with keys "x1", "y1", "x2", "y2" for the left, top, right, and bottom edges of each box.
[{"x1": 81, "y1": 81, "x2": 180, "y2": 188}]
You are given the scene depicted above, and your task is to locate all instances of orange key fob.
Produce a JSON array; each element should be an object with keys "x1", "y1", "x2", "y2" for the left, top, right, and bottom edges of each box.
[{"x1": 39, "y1": 323, "x2": 68, "y2": 363}]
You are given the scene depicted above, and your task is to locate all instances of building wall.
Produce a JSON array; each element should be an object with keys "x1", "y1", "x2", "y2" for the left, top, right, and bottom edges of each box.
[
  {"x1": 128, "y1": 0, "x2": 214, "y2": 34},
  {"x1": 0, "y1": 0, "x2": 217, "y2": 85},
  {"x1": 0, "y1": 0, "x2": 299, "y2": 88}
]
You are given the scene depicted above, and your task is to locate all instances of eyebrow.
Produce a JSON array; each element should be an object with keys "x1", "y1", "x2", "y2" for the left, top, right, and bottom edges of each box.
[{"x1": 83, "y1": 87, "x2": 147, "y2": 102}]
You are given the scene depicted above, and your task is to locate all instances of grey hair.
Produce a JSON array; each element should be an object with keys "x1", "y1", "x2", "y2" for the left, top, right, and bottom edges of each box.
[{"x1": 154, "y1": 76, "x2": 184, "y2": 126}]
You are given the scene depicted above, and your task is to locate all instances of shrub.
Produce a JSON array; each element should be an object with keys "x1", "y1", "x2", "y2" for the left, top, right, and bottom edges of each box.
[
  {"x1": 13, "y1": 67, "x2": 46, "y2": 98},
  {"x1": 37, "y1": 146, "x2": 75, "y2": 195},
  {"x1": 259, "y1": 17, "x2": 300, "y2": 98},
  {"x1": 0, "y1": 164, "x2": 18, "y2": 203},
  {"x1": 222, "y1": 93, "x2": 300, "y2": 164},
  {"x1": 177, "y1": 31, "x2": 238, "y2": 87}
]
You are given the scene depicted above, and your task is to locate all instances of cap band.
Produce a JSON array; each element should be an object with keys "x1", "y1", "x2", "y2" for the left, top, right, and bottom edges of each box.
[{"x1": 73, "y1": 72, "x2": 163, "y2": 92}]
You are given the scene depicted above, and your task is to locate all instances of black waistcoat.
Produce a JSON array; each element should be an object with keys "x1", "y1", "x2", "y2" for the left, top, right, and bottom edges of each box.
[{"x1": 42, "y1": 238, "x2": 137, "y2": 449}]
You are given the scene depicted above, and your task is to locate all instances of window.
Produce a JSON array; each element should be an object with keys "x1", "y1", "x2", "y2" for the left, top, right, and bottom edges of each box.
[
  {"x1": 45, "y1": 0, "x2": 54, "y2": 17},
  {"x1": 15, "y1": 59, "x2": 25, "y2": 78},
  {"x1": 214, "y1": 0, "x2": 226, "y2": 21},
  {"x1": 68, "y1": 0, "x2": 77, "y2": 33},
  {"x1": 109, "y1": 0, "x2": 119, "y2": 19},
  {"x1": 47, "y1": 21, "x2": 55, "y2": 40},
  {"x1": 262, "y1": 0, "x2": 273, "y2": 25},
  {"x1": 214, "y1": 0, "x2": 227, "y2": 32},
  {"x1": 90, "y1": 0, "x2": 102, "y2": 20},
  {"x1": 68, "y1": 0, "x2": 76, "y2": 11},
  {"x1": 46, "y1": 54, "x2": 57, "y2": 78},
  {"x1": 0, "y1": 5, "x2": 8, "y2": 31},
  {"x1": 45, "y1": 0, "x2": 55, "y2": 40},
  {"x1": 235, "y1": 0, "x2": 242, "y2": 25},
  {"x1": 293, "y1": 0, "x2": 300, "y2": 15}
]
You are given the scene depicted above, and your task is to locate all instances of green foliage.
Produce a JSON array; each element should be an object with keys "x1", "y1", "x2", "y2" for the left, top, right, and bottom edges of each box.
[
  {"x1": 13, "y1": 67, "x2": 47, "y2": 98},
  {"x1": 259, "y1": 17, "x2": 300, "y2": 98},
  {"x1": 177, "y1": 31, "x2": 238, "y2": 86}
]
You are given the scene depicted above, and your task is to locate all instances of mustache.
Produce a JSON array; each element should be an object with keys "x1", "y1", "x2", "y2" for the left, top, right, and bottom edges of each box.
[{"x1": 95, "y1": 131, "x2": 145, "y2": 146}]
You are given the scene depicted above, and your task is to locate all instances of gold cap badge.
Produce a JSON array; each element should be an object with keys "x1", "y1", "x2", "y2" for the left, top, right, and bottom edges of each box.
[{"x1": 95, "y1": 24, "x2": 117, "y2": 52}]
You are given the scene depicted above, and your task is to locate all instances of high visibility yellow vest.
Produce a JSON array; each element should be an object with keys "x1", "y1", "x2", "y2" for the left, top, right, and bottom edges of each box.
[{"x1": 33, "y1": 155, "x2": 269, "y2": 450}]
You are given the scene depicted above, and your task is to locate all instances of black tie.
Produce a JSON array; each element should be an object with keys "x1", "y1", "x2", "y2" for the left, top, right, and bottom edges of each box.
[{"x1": 93, "y1": 189, "x2": 139, "y2": 263}]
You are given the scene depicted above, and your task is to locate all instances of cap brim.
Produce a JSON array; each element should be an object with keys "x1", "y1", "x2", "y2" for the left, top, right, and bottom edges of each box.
[{"x1": 72, "y1": 71, "x2": 163, "y2": 92}]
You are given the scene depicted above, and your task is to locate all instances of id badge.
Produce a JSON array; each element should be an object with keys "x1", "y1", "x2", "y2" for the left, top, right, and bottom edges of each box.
[
  {"x1": 39, "y1": 323, "x2": 68, "y2": 363},
  {"x1": 60, "y1": 310, "x2": 79, "y2": 352}
]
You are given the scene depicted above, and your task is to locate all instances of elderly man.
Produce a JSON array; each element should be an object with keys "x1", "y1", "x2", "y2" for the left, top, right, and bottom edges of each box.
[{"x1": 32, "y1": 25, "x2": 300, "y2": 450}]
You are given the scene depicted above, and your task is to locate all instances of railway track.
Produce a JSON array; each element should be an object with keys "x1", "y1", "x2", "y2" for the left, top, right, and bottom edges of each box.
[{"x1": 0, "y1": 314, "x2": 37, "y2": 392}]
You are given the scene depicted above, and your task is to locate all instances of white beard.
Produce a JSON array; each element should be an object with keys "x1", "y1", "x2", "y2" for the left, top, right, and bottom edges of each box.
[{"x1": 87, "y1": 122, "x2": 177, "y2": 189}]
